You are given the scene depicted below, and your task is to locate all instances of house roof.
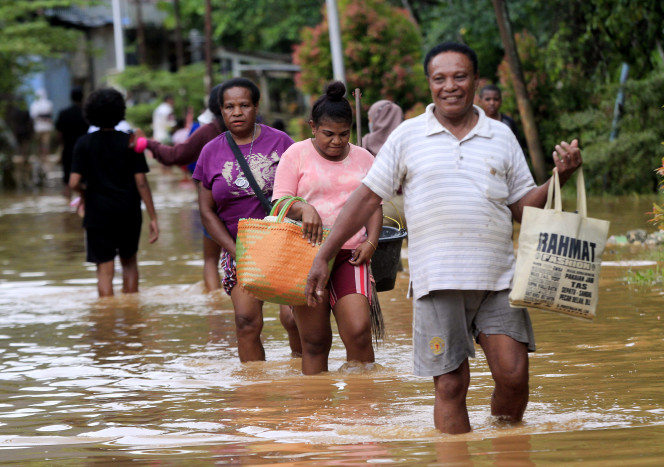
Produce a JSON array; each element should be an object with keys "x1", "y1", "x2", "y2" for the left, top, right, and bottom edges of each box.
[{"x1": 45, "y1": 6, "x2": 113, "y2": 28}]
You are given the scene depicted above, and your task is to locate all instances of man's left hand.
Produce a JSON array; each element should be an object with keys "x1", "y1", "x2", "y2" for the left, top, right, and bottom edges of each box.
[{"x1": 552, "y1": 139, "x2": 581, "y2": 184}]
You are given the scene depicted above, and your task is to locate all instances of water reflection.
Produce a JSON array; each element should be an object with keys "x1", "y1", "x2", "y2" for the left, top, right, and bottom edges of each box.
[{"x1": 1, "y1": 176, "x2": 663, "y2": 464}]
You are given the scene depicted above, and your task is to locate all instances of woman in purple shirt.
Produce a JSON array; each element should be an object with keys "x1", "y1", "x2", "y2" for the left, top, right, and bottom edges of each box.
[{"x1": 192, "y1": 78, "x2": 300, "y2": 361}]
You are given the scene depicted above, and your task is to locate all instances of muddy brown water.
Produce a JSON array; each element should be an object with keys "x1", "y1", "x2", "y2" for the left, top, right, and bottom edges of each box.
[{"x1": 1, "y1": 173, "x2": 663, "y2": 465}]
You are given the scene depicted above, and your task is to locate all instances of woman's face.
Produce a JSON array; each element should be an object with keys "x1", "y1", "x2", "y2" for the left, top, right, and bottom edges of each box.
[
  {"x1": 309, "y1": 117, "x2": 351, "y2": 160},
  {"x1": 221, "y1": 86, "x2": 258, "y2": 136}
]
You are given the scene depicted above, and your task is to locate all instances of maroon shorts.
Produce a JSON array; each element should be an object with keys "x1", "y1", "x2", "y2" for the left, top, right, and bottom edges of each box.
[{"x1": 328, "y1": 249, "x2": 372, "y2": 308}]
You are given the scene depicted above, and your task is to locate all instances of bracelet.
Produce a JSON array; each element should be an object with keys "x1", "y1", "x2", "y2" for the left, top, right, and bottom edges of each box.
[{"x1": 366, "y1": 239, "x2": 377, "y2": 250}]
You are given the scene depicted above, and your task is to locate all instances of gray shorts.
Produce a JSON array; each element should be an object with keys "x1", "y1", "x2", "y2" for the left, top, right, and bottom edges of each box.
[{"x1": 412, "y1": 289, "x2": 535, "y2": 377}]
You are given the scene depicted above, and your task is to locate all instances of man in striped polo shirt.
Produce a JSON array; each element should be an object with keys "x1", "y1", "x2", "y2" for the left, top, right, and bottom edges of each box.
[{"x1": 305, "y1": 42, "x2": 582, "y2": 434}]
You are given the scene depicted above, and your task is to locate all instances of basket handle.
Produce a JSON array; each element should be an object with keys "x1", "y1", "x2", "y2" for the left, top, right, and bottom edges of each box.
[
  {"x1": 384, "y1": 199, "x2": 405, "y2": 231},
  {"x1": 270, "y1": 195, "x2": 307, "y2": 222}
]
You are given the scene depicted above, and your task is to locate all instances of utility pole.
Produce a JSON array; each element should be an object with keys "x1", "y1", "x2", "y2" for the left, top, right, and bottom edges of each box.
[
  {"x1": 609, "y1": 63, "x2": 629, "y2": 142},
  {"x1": 111, "y1": 0, "x2": 125, "y2": 71},
  {"x1": 135, "y1": 0, "x2": 146, "y2": 65},
  {"x1": 204, "y1": 0, "x2": 213, "y2": 94},
  {"x1": 491, "y1": 0, "x2": 547, "y2": 184},
  {"x1": 173, "y1": 0, "x2": 185, "y2": 70},
  {"x1": 326, "y1": 0, "x2": 346, "y2": 87}
]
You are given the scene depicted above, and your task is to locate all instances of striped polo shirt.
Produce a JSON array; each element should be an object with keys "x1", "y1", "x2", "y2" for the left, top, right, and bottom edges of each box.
[{"x1": 363, "y1": 104, "x2": 535, "y2": 300}]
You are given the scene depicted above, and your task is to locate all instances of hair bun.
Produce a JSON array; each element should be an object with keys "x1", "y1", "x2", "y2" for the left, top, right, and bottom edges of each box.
[{"x1": 325, "y1": 81, "x2": 346, "y2": 101}]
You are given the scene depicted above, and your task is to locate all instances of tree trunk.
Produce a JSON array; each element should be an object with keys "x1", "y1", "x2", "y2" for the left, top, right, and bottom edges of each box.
[
  {"x1": 491, "y1": 0, "x2": 547, "y2": 184},
  {"x1": 135, "y1": 0, "x2": 146, "y2": 65},
  {"x1": 204, "y1": 0, "x2": 213, "y2": 94},
  {"x1": 173, "y1": 0, "x2": 185, "y2": 70}
]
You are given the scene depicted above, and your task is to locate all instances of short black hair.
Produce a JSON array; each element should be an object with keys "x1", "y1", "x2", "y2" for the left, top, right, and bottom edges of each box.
[
  {"x1": 84, "y1": 88, "x2": 125, "y2": 128},
  {"x1": 423, "y1": 41, "x2": 479, "y2": 77},
  {"x1": 70, "y1": 86, "x2": 83, "y2": 103},
  {"x1": 480, "y1": 84, "x2": 502, "y2": 98},
  {"x1": 310, "y1": 81, "x2": 352, "y2": 126},
  {"x1": 217, "y1": 77, "x2": 260, "y2": 107}
]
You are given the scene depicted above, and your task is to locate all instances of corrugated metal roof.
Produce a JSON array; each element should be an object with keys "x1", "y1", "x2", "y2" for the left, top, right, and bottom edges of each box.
[{"x1": 45, "y1": 6, "x2": 113, "y2": 28}]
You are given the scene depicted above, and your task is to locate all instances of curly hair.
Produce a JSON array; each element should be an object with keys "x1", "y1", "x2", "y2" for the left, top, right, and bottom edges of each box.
[
  {"x1": 84, "y1": 88, "x2": 126, "y2": 128},
  {"x1": 310, "y1": 81, "x2": 352, "y2": 126}
]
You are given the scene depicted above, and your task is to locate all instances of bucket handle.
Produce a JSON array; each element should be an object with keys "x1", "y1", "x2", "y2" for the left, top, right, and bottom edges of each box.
[{"x1": 384, "y1": 199, "x2": 405, "y2": 232}]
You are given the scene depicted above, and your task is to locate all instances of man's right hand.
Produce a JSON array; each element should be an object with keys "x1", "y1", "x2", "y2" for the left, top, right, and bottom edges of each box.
[{"x1": 305, "y1": 255, "x2": 331, "y2": 307}]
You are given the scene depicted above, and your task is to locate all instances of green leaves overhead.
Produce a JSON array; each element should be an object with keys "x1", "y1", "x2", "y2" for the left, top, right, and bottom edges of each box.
[
  {"x1": 0, "y1": 0, "x2": 85, "y2": 56},
  {"x1": 156, "y1": 0, "x2": 324, "y2": 54}
]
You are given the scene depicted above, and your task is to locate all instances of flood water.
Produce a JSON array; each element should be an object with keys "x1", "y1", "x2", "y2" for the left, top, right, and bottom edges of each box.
[{"x1": 1, "y1": 171, "x2": 663, "y2": 465}]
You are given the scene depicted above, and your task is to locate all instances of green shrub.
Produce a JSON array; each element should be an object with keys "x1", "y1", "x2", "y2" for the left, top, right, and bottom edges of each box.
[
  {"x1": 557, "y1": 72, "x2": 664, "y2": 195},
  {"x1": 112, "y1": 63, "x2": 227, "y2": 133}
]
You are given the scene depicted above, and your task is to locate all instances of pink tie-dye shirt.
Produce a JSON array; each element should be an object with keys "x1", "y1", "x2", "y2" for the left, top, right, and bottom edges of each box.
[{"x1": 272, "y1": 139, "x2": 375, "y2": 250}]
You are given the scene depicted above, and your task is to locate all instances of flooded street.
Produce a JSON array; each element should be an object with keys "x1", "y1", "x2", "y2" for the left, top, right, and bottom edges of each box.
[{"x1": 1, "y1": 172, "x2": 663, "y2": 465}]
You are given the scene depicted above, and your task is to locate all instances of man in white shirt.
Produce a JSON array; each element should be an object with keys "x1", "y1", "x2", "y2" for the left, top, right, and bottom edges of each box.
[
  {"x1": 305, "y1": 42, "x2": 583, "y2": 434},
  {"x1": 29, "y1": 88, "x2": 54, "y2": 184},
  {"x1": 152, "y1": 94, "x2": 175, "y2": 143}
]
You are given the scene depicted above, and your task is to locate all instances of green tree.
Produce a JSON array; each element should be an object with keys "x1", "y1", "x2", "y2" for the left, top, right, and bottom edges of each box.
[
  {"x1": 559, "y1": 73, "x2": 664, "y2": 195},
  {"x1": 114, "y1": 62, "x2": 219, "y2": 133},
  {"x1": 293, "y1": 0, "x2": 429, "y2": 117},
  {"x1": 157, "y1": 0, "x2": 324, "y2": 55},
  {"x1": 540, "y1": 0, "x2": 664, "y2": 83},
  {"x1": 0, "y1": 1, "x2": 85, "y2": 109}
]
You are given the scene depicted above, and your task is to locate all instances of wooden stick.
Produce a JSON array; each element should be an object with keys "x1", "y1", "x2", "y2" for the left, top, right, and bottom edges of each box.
[{"x1": 354, "y1": 88, "x2": 362, "y2": 146}]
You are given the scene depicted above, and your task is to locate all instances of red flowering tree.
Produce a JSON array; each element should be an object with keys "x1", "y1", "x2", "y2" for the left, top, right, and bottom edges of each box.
[{"x1": 293, "y1": 0, "x2": 429, "y2": 117}]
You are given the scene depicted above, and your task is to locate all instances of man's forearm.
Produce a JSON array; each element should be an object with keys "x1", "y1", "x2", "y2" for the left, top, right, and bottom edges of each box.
[{"x1": 319, "y1": 184, "x2": 382, "y2": 260}]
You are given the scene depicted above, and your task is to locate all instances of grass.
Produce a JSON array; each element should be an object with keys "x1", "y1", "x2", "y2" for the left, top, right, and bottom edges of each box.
[
  {"x1": 624, "y1": 266, "x2": 663, "y2": 286},
  {"x1": 622, "y1": 245, "x2": 664, "y2": 287}
]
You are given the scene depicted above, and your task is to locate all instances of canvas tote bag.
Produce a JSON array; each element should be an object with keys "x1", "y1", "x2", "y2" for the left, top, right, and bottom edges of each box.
[{"x1": 509, "y1": 168, "x2": 610, "y2": 319}]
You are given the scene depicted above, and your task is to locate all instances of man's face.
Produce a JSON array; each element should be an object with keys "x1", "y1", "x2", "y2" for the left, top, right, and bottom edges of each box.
[
  {"x1": 427, "y1": 51, "x2": 478, "y2": 122},
  {"x1": 479, "y1": 90, "x2": 501, "y2": 119}
]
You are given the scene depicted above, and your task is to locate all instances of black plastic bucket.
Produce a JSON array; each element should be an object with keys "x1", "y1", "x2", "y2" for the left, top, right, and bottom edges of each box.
[{"x1": 372, "y1": 226, "x2": 407, "y2": 292}]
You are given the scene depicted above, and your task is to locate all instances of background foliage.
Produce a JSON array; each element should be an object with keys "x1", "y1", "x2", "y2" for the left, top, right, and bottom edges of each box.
[
  {"x1": 3, "y1": 0, "x2": 664, "y2": 196},
  {"x1": 113, "y1": 63, "x2": 227, "y2": 134},
  {"x1": 0, "y1": 0, "x2": 85, "y2": 113},
  {"x1": 156, "y1": 0, "x2": 324, "y2": 55},
  {"x1": 293, "y1": 0, "x2": 429, "y2": 138},
  {"x1": 406, "y1": 0, "x2": 664, "y2": 194}
]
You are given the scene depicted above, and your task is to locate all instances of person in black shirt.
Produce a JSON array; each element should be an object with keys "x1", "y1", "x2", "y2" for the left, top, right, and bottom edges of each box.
[
  {"x1": 479, "y1": 84, "x2": 527, "y2": 155},
  {"x1": 69, "y1": 88, "x2": 159, "y2": 297},
  {"x1": 56, "y1": 87, "x2": 89, "y2": 199}
]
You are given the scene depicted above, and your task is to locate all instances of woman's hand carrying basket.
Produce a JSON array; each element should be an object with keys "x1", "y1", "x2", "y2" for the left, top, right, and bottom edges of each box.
[{"x1": 236, "y1": 196, "x2": 332, "y2": 305}]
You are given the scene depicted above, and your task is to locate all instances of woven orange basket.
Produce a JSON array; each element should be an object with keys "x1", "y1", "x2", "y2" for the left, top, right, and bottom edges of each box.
[{"x1": 236, "y1": 196, "x2": 332, "y2": 305}]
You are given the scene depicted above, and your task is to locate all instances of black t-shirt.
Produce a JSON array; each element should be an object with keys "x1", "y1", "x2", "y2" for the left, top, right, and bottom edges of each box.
[
  {"x1": 500, "y1": 113, "x2": 519, "y2": 137},
  {"x1": 71, "y1": 130, "x2": 150, "y2": 228},
  {"x1": 501, "y1": 113, "x2": 527, "y2": 156},
  {"x1": 56, "y1": 105, "x2": 89, "y2": 165}
]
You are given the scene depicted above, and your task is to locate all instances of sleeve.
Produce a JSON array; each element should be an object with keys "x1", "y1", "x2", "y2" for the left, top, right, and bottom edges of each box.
[
  {"x1": 271, "y1": 145, "x2": 300, "y2": 201},
  {"x1": 192, "y1": 144, "x2": 213, "y2": 189},
  {"x1": 362, "y1": 128, "x2": 404, "y2": 201},
  {"x1": 133, "y1": 150, "x2": 150, "y2": 174},
  {"x1": 506, "y1": 133, "x2": 536, "y2": 205},
  {"x1": 147, "y1": 123, "x2": 217, "y2": 166},
  {"x1": 278, "y1": 133, "x2": 295, "y2": 154},
  {"x1": 70, "y1": 137, "x2": 86, "y2": 175}
]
